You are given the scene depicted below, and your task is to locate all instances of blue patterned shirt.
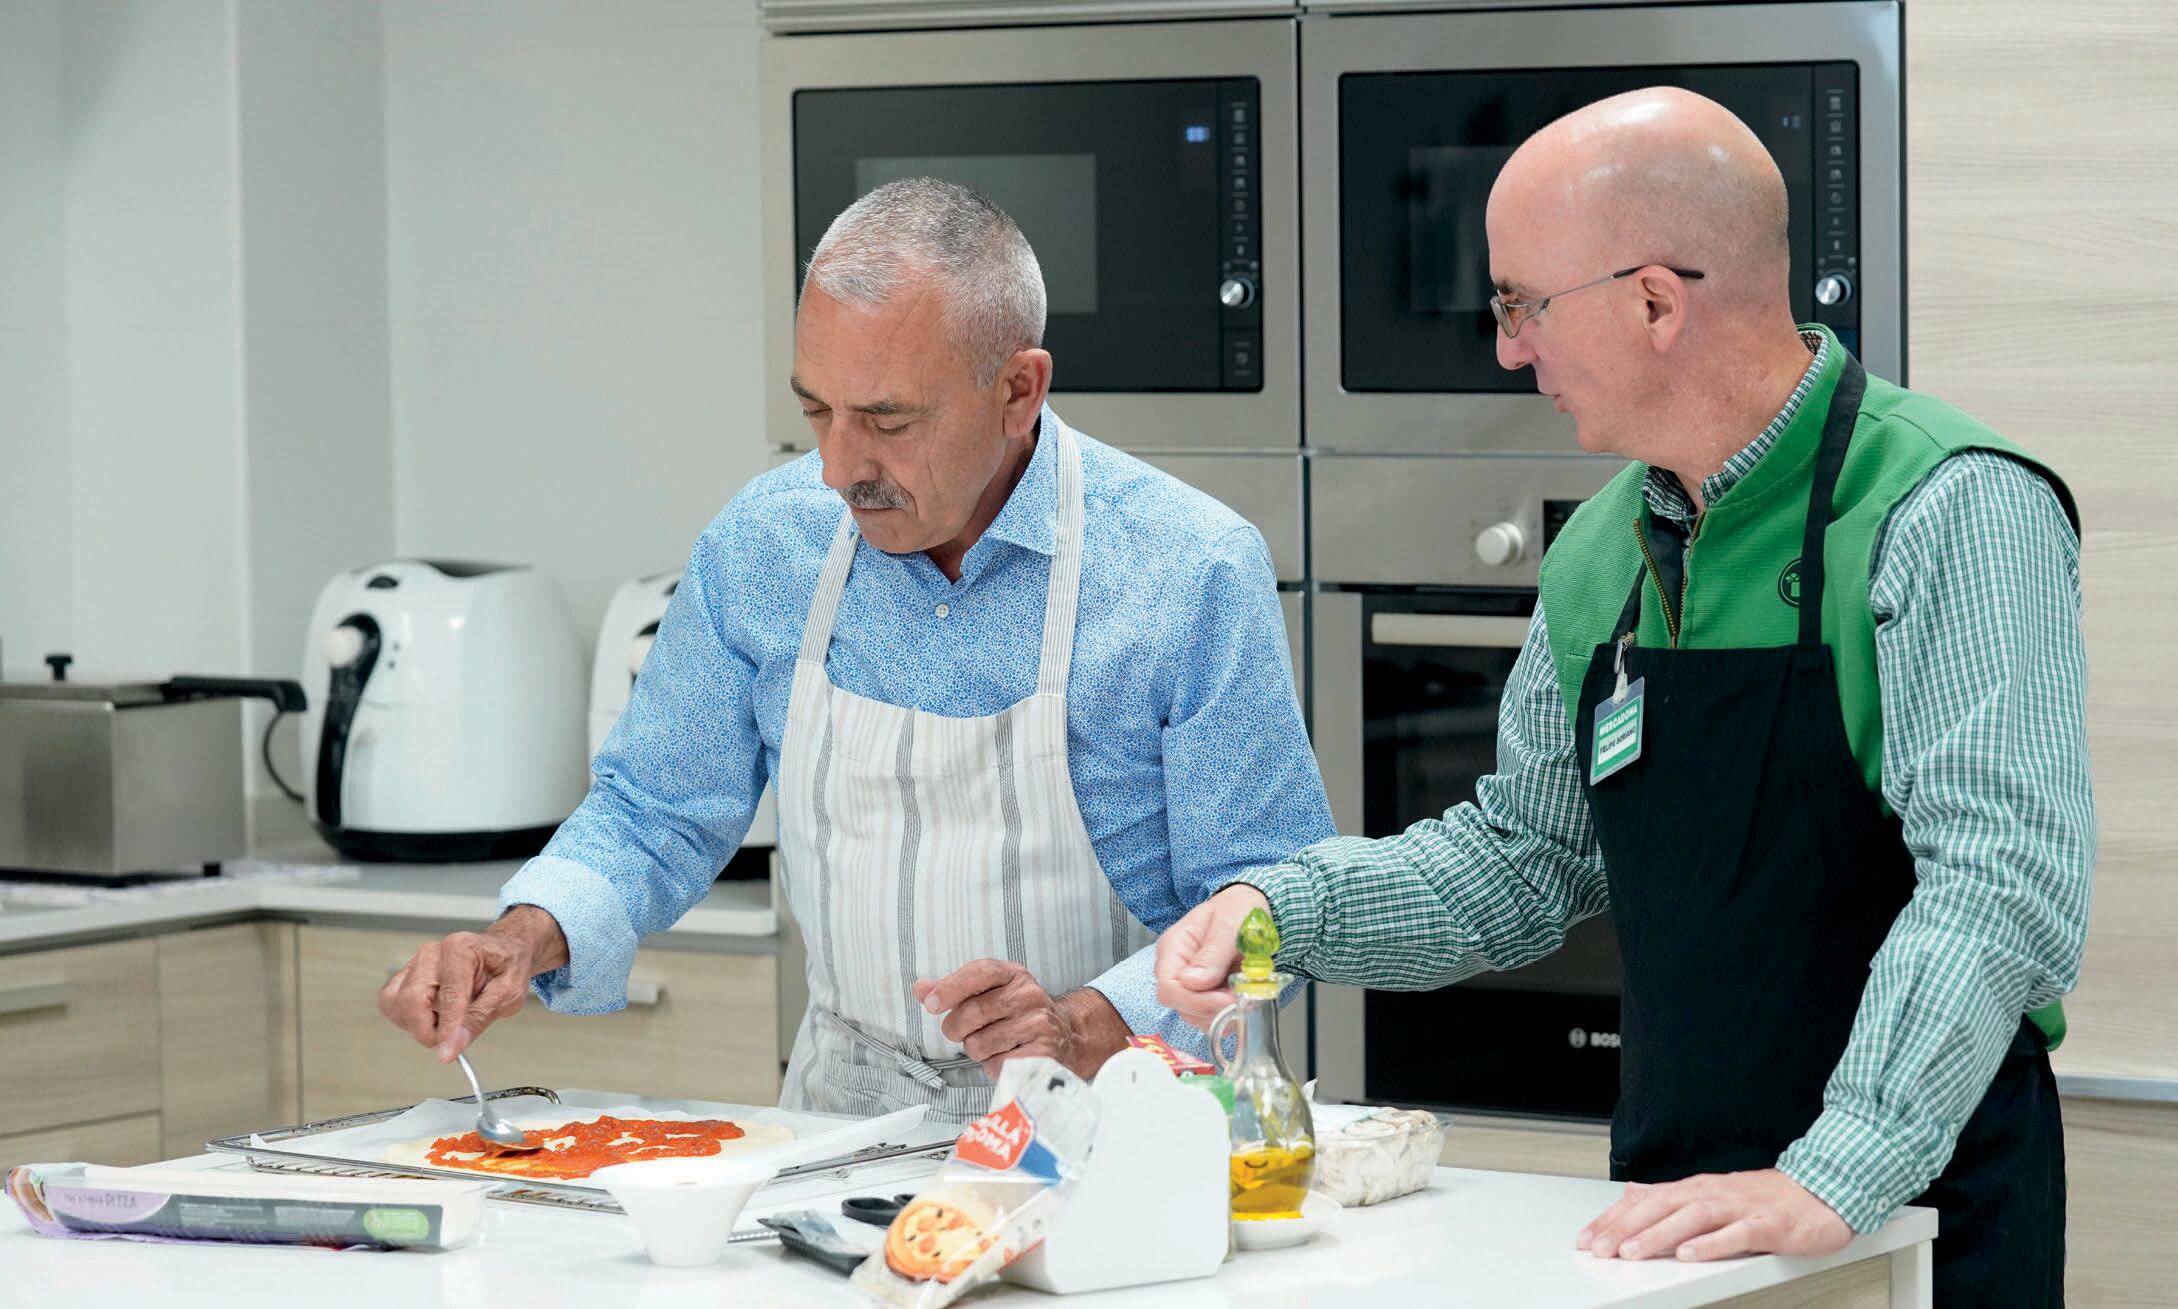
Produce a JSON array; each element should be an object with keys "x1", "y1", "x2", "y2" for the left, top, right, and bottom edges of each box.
[{"x1": 501, "y1": 407, "x2": 1334, "y2": 1055}]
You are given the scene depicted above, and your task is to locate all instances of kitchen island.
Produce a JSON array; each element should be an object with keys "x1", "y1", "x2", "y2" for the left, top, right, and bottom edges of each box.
[{"x1": 0, "y1": 1153, "x2": 1936, "y2": 1308}]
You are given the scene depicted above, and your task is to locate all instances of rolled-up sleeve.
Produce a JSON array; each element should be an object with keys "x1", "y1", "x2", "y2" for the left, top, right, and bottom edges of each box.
[
  {"x1": 501, "y1": 512, "x2": 770, "y2": 1014},
  {"x1": 1227, "y1": 603, "x2": 1609, "y2": 991},
  {"x1": 1778, "y1": 452, "x2": 2093, "y2": 1232}
]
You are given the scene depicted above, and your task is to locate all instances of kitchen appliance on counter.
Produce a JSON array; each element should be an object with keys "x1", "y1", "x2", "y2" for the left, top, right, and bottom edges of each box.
[
  {"x1": 300, "y1": 560, "x2": 587, "y2": 863},
  {"x1": 592, "y1": 570, "x2": 778, "y2": 867},
  {"x1": 1309, "y1": 454, "x2": 1626, "y2": 1119},
  {"x1": 1302, "y1": 0, "x2": 1900, "y2": 455},
  {"x1": 0, "y1": 660, "x2": 305, "y2": 881}
]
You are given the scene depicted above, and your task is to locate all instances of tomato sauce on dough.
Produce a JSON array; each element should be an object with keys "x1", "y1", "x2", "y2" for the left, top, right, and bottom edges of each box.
[{"x1": 424, "y1": 1115, "x2": 747, "y2": 1180}]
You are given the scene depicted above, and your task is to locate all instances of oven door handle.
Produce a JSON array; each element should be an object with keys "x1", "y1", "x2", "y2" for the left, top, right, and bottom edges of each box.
[{"x1": 1369, "y1": 612, "x2": 1532, "y2": 650}]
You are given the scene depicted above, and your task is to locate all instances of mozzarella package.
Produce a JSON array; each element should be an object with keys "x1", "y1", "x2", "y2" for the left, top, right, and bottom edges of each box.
[{"x1": 1309, "y1": 1104, "x2": 1446, "y2": 1207}]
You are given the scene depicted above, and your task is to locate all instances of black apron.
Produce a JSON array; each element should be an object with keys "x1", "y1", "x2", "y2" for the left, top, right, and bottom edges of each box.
[{"x1": 1572, "y1": 357, "x2": 2066, "y2": 1305}]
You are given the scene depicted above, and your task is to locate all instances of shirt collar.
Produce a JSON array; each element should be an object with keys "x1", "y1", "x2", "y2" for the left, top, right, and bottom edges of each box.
[
  {"x1": 1643, "y1": 328, "x2": 1828, "y2": 526},
  {"x1": 973, "y1": 405, "x2": 1062, "y2": 560}
]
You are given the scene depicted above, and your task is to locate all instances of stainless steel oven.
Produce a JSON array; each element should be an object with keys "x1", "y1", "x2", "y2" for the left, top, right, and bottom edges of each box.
[
  {"x1": 761, "y1": 13, "x2": 1302, "y2": 454},
  {"x1": 1309, "y1": 452, "x2": 1628, "y2": 1117},
  {"x1": 1301, "y1": 1, "x2": 1902, "y2": 455}
]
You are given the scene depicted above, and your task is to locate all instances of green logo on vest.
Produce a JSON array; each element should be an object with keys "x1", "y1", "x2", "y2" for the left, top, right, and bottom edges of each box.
[{"x1": 1778, "y1": 557, "x2": 1802, "y2": 607}]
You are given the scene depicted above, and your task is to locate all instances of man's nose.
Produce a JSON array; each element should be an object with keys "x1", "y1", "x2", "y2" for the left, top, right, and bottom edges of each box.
[
  {"x1": 818, "y1": 427, "x2": 879, "y2": 492},
  {"x1": 1496, "y1": 326, "x2": 1535, "y2": 373}
]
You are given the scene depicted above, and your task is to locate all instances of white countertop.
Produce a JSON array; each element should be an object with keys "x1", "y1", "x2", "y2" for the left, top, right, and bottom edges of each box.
[
  {"x1": 0, "y1": 857, "x2": 777, "y2": 952},
  {"x1": 0, "y1": 1156, "x2": 1935, "y2": 1308}
]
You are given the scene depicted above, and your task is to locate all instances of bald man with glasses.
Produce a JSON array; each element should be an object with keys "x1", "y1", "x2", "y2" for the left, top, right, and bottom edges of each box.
[{"x1": 1160, "y1": 87, "x2": 2089, "y2": 1304}]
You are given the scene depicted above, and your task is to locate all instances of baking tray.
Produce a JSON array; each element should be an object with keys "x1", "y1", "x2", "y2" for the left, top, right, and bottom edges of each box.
[{"x1": 205, "y1": 1086, "x2": 952, "y2": 1222}]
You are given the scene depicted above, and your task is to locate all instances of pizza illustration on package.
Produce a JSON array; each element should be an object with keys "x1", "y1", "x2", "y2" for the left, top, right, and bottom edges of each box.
[
  {"x1": 391, "y1": 1114, "x2": 789, "y2": 1183},
  {"x1": 883, "y1": 1196, "x2": 1001, "y2": 1284}
]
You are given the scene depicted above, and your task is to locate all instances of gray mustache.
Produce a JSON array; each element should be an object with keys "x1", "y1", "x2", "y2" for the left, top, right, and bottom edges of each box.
[{"x1": 844, "y1": 481, "x2": 908, "y2": 510}]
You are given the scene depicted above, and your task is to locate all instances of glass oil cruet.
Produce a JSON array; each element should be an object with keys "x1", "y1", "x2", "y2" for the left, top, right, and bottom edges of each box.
[{"x1": 1208, "y1": 906, "x2": 1315, "y2": 1220}]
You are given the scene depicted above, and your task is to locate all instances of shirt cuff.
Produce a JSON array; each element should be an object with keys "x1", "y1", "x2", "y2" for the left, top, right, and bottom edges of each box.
[
  {"x1": 1776, "y1": 1104, "x2": 1929, "y2": 1234},
  {"x1": 498, "y1": 854, "x2": 640, "y2": 1016},
  {"x1": 1218, "y1": 855, "x2": 1325, "y2": 970}
]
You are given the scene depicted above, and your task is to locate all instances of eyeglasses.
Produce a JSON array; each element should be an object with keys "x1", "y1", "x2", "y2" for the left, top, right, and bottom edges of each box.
[{"x1": 1489, "y1": 264, "x2": 1707, "y2": 339}]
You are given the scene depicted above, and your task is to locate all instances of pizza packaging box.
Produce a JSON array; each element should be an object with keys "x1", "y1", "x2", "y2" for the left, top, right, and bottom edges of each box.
[{"x1": 6, "y1": 1161, "x2": 487, "y2": 1252}]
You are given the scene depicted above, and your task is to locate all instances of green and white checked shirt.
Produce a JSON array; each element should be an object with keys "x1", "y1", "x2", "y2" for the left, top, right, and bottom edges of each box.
[{"x1": 1241, "y1": 335, "x2": 2094, "y2": 1233}]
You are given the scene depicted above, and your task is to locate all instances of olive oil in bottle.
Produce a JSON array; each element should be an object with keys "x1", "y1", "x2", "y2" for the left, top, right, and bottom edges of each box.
[{"x1": 1210, "y1": 907, "x2": 1315, "y2": 1221}]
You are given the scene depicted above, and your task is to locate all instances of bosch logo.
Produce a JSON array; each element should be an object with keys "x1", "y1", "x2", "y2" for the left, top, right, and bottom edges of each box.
[{"x1": 1568, "y1": 1028, "x2": 1620, "y2": 1050}]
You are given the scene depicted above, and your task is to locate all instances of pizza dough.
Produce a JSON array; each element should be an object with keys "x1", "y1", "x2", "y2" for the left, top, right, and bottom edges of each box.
[{"x1": 383, "y1": 1112, "x2": 793, "y2": 1183}]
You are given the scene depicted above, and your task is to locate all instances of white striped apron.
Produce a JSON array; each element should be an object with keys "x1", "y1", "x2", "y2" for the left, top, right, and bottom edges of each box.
[{"x1": 775, "y1": 420, "x2": 1153, "y2": 1124}]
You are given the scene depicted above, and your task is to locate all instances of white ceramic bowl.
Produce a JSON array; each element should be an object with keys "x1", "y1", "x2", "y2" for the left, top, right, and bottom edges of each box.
[
  {"x1": 1231, "y1": 1190, "x2": 1342, "y2": 1251},
  {"x1": 591, "y1": 1156, "x2": 780, "y2": 1267}
]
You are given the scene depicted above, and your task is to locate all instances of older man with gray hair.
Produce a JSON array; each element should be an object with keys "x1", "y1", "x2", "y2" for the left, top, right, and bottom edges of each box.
[{"x1": 379, "y1": 178, "x2": 1333, "y2": 1122}]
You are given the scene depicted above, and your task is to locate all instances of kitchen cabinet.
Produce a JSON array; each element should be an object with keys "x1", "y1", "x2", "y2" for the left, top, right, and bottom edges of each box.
[
  {"x1": 156, "y1": 923, "x2": 299, "y2": 1158},
  {"x1": 1438, "y1": 1115, "x2": 1610, "y2": 1180},
  {"x1": 2063, "y1": 1095, "x2": 2178, "y2": 1307},
  {"x1": 0, "y1": 1115, "x2": 163, "y2": 1175},
  {"x1": 0, "y1": 927, "x2": 296, "y2": 1171},
  {"x1": 0, "y1": 940, "x2": 161, "y2": 1138},
  {"x1": 296, "y1": 925, "x2": 780, "y2": 1120}
]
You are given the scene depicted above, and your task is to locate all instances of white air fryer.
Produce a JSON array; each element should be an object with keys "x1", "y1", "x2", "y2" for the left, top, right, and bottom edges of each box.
[
  {"x1": 301, "y1": 559, "x2": 588, "y2": 861},
  {"x1": 591, "y1": 570, "x2": 777, "y2": 848}
]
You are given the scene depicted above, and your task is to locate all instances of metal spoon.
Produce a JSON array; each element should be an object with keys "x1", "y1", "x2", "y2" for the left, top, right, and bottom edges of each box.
[{"x1": 454, "y1": 1051, "x2": 537, "y2": 1154}]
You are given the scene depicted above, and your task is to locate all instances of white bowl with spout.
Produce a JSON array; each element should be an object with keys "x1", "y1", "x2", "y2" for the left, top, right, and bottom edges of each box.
[{"x1": 591, "y1": 1156, "x2": 780, "y2": 1267}]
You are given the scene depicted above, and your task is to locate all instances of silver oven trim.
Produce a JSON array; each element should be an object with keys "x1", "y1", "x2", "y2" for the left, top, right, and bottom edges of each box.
[
  {"x1": 1315, "y1": 982, "x2": 1367, "y2": 1102},
  {"x1": 1134, "y1": 452, "x2": 1304, "y2": 582},
  {"x1": 761, "y1": 1, "x2": 1299, "y2": 33},
  {"x1": 762, "y1": 19, "x2": 1302, "y2": 455},
  {"x1": 1310, "y1": 452, "x2": 1620, "y2": 589},
  {"x1": 1300, "y1": 1, "x2": 1903, "y2": 455},
  {"x1": 1311, "y1": 589, "x2": 1365, "y2": 837},
  {"x1": 1309, "y1": 588, "x2": 1366, "y2": 1097},
  {"x1": 1371, "y1": 612, "x2": 1528, "y2": 649}
]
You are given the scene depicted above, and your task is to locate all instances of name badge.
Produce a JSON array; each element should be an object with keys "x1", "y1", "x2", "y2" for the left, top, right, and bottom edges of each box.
[{"x1": 1590, "y1": 678, "x2": 1645, "y2": 784}]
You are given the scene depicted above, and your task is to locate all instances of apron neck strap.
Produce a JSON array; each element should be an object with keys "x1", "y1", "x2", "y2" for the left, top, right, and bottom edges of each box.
[
  {"x1": 1035, "y1": 414, "x2": 1087, "y2": 697},
  {"x1": 795, "y1": 410, "x2": 1090, "y2": 694},
  {"x1": 1795, "y1": 353, "x2": 1867, "y2": 647},
  {"x1": 799, "y1": 512, "x2": 859, "y2": 666},
  {"x1": 1604, "y1": 350, "x2": 1869, "y2": 650}
]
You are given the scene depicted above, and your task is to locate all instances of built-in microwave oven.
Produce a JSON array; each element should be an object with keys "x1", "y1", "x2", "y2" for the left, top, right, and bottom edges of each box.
[
  {"x1": 761, "y1": 17, "x2": 1302, "y2": 454},
  {"x1": 1301, "y1": 1, "x2": 1902, "y2": 455}
]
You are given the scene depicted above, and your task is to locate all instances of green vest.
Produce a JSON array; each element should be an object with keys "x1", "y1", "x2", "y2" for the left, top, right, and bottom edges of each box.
[{"x1": 1536, "y1": 325, "x2": 2081, "y2": 1048}]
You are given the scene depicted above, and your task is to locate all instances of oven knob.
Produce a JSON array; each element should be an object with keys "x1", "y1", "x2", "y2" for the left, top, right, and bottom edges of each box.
[
  {"x1": 1474, "y1": 522, "x2": 1527, "y2": 567},
  {"x1": 1219, "y1": 275, "x2": 1258, "y2": 309},
  {"x1": 1815, "y1": 272, "x2": 1854, "y2": 307}
]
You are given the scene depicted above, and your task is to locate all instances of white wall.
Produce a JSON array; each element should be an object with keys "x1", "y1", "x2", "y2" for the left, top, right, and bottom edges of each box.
[
  {"x1": 0, "y1": 1, "x2": 70, "y2": 683},
  {"x1": 59, "y1": 0, "x2": 249, "y2": 684},
  {"x1": 235, "y1": 0, "x2": 395, "y2": 688},
  {"x1": 233, "y1": 0, "x2": 395, "y2": 787},
  {"x1": 382, "y1": 0, "x2": 772, "y2": 640},
  {"x1": 3, "y1": 0, "x2": 767, "y2": 794}
]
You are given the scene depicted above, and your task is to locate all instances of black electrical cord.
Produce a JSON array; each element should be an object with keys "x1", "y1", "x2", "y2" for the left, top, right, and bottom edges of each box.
[{"x1": 262, "y1": 709, "x2": 305, "y2": 803}]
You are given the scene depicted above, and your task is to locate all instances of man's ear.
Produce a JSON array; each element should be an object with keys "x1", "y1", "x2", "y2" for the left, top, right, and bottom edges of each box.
[
  {"x1": 1636, "y1": 268, "x2": 1692, "y2": 353},
  {"x1": 999, "y1": 349, "x2": 1054, "y2": 439}
]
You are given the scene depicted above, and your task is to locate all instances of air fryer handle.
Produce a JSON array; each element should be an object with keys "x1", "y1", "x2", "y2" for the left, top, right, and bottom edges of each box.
[
  {"x1": 165, "y1": 675, "x2": 308, "y2": 714},
  {"x1": 314, "y1": 616, "x2": 382, "y2": 832}
]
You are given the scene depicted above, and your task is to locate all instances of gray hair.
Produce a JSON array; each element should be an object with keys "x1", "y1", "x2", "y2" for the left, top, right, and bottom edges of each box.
[{"x1": 802, "y1": 178, "x2": 1047, "y2": 387}]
